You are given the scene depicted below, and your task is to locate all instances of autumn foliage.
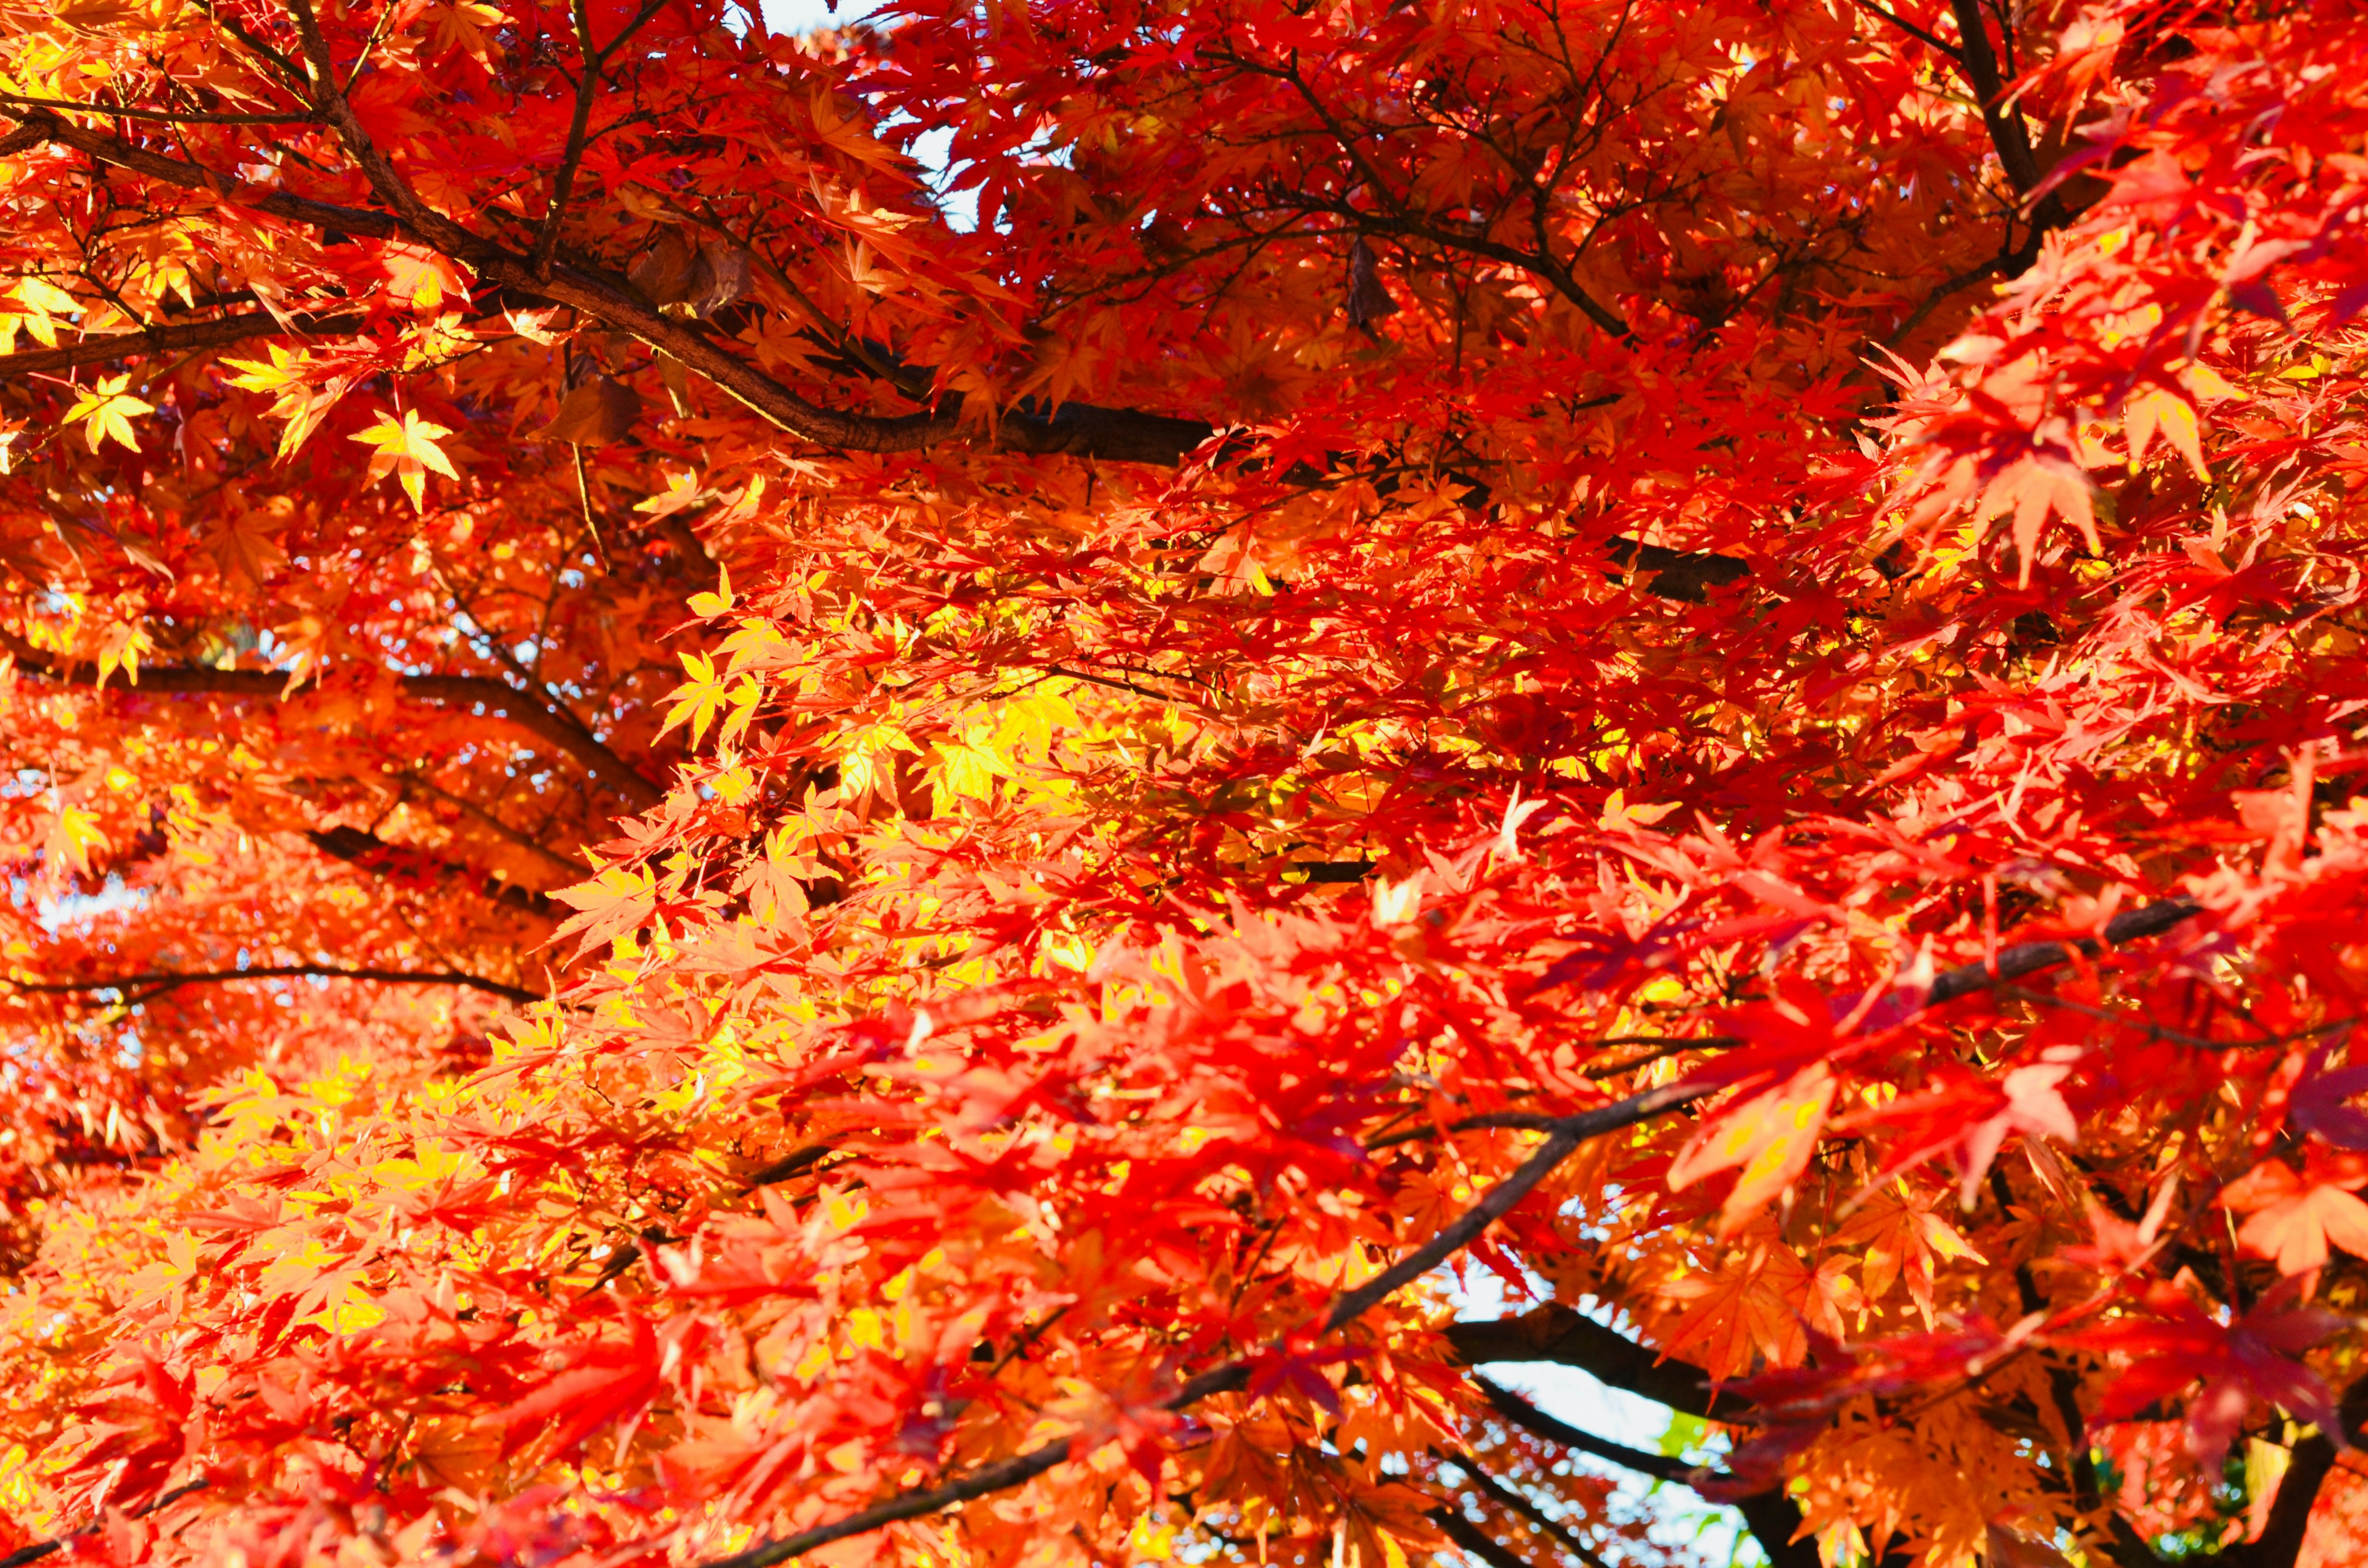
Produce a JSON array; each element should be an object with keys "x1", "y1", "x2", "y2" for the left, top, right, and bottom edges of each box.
[{"x1": 5, "y1": 0, "x2": 2368, "y2": 1563}]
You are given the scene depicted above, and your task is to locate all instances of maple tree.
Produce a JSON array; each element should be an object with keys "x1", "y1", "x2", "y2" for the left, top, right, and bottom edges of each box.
[{"x1": 7, "y1": 0, "x2": 2368, "y2": 1561}]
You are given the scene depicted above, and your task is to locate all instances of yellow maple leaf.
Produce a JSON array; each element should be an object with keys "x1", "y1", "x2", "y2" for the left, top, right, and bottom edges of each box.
[
  {"x1": 45, "y1": 803, "x2": 109, "y2": 875},
  {"x1": 429, "y1": 0, "x2": 506, "y2": 59},
  {"x1": 228, "y1": 347, "x2": 356, "y2": 459},
  {"x1": 1668, "y1": 1064, "x2": 1836, "y2": 1235},
  {"x1": 929, "y1": 727, "x2": 1012, "y2": 813},
  {"x1": 9, "y1": 276, "x2": 80, "y2": 347},
  {"x1": 664, "y1": 651, "x2": 760, "y2": 746},
  {"x1": 350, "y1": 408, "x2": 460, "y2": 510},
  {"x1": 2124, "y1": 385, "x2": 2209, "y2": 480},
  {"x1": 688, "y1": 565, "x2": 735, "y2": 618},
  {"x1": 223, "y1": 343, "x2": 308, "y2": 393},
  {"x1": 63, "y1": 373, "x2": 152, "y2": 452}
]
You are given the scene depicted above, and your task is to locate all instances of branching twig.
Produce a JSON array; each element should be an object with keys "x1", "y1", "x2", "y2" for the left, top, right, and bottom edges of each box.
[
  {"x1": 0, "y1": 628, "x2": 662, "y2": 810},
  {"x1": 0, "y1": 1479, "x2": 211, "y2": 1568},
  {"x1": 7, "y1": 964, "x2": 541, "y2": 1006},
  {"x1": 0, "y1": 91, "x2": 313, "y2": 125}
]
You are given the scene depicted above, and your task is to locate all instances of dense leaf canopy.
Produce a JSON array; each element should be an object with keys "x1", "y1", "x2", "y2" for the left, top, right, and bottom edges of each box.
[{"x1": 4, "y1": 0, "x2": 2368, "y2": 1564}]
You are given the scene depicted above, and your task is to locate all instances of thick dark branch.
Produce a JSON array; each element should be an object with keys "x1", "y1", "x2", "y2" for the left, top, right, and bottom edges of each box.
[
  {"x1": 1604, "y1": 538, "x2": 1750, "y2": 602},
  {"x1": 701, "y1": 1079, "x2": 1716, "y2": 1568},
  {"x1": 1430, "y1": 1508, "x2": 1546, "y2": 1568},
  {"x1": 1470, "y1": 1375, "x2": 1697, "y2": 1482},
  {"x1": 0, "y1": 91, "x2": 311, "y2": 125},
  {"x1": 0, "y1": 308, "x2": 361, "y2": 379},
  {"x1": 7, "y1": 964, "x2": 541, "y2": 1006},
  {"x1": 0, "y1": 631, "x2": 664, "y2": 810},
  {"x1": 1455, "y1": 899, "x2": 2206, "y2": 1376},
  {"x1": 306, "y1": 824, "x2": 561, "y2": 920},
  {"x1": 1944, "y1": 0, "x2": 2076, "y2": 273},
  {"x1": 2224, "y1": 1376, "x2": 2368, "y2": 1568},
  {"x1": 701, "y1": 897, "x2": 2206, "y2": 1568},
  {"x1": 1321, "y1": 1082, "x2": 1718, "y2": 1333},
  {"x1": 532, "y1": 0, "x2": 670, "y2": 276},
  {"x1": 1449, "y1": 1305, "x2": 1718, "y2": 1418},
  {"x1": 1845, "y1": 0, "x2": 1960, "y2": 60},
  {"x1": 1442, "y1": 1458, "x2": 1611, "y2": 1568},
  {"x1": 1921, "y1": 897, "x2": 2200, "y2": 1008},
  {"x1": 10, "y1": 105, "x2": 1217, "y2": 461},
  {"x1": 1469, "y1": 1374, "x2": 1819, "y2": 1568},
  {"x1": 1944, "y1": 0, "x2": 2042, "y2": 194},
  {"x1": 0, "y1": 1479, "x2": 210, "y2": 1568},
  {"x1": 531, "y1": 0, "x2": 606, "y2": 277},
  {"x1": 747, "y1": 1144, "x2": 836, "y2": 1186},
  {"x1": 6, "y1": 109, "x2": 403, "y2": 239}
]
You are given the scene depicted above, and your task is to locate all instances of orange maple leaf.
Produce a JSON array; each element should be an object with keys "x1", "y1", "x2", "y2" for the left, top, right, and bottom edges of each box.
[{"x1": 350, "y1": 408, "x2": 461, "y2": 511}]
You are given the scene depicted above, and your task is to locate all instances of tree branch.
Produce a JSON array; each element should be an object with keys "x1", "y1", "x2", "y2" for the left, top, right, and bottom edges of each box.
[
  {"x1": 305, "y1": 823, "x2": 562, "y2": 920},
  {"x1": 532, "y1": 0, "x2": 606, "y2": 278},
  {"x1": 1449, "y1": 1306, "x2": 1717, "y2": 1417},
  {"x1": 1944, "y1": 0, "x2": 2074, "y2": 273},
  {"x1": 1470, "y1": 1375, "x2": 1697, "y2": 1482},
  {"x1": 4, "y1": 109, "x2": 403, "y2": 239},
  {"x1": 1429, "y1": 1507, "x2": 1546, "y2": 1568},
  {"x1": 747, "y1": 1143, "x2": 836, "y2": 1186},
  {"x1": 0, "y1": 308, "x2": 363, "y2": 379},
  {"x1": 0, "y1": 1479, "x2": 210, "y2": 1568},
  {"x1": 698, "y1": 1078, "x2": 1716, "y2": 1568},
  {"x1": 0, "y1": 109, "x2": 1293, "y2": 465},
  {"x1": 1322, "y1": 1083, "x2": 1719, "y2": 1334},
  {"x1": 0, "y1": 91, "x2": 314, "y2": 125},
  {"x1": 1470, "y1": 1374, "x2": 1819, "y2": 1568},
  {"x1": 1844, "y1": 0, "x2": 1960, "y2": 60},
  {"x1": 0, "y1": 630, "x2": 664, "y2": 811},
  {"x1": 1920, "y1": 897, "x2": 2200, "y2": 1009},
  {"x1": 2225, "y1": 1375, "x2": 2368, "y2": 1568},
  {"x1": 6, "y1": 964, "x2": 541, "y2": 1006},
  {"x1": 1944, "y1": 0, "x2": 2041, "y2": 194},
  {"x1": 1441, "y1": 1456, "x2": 1611, "y2": 1568},
  {"x1": 1604, "y1": 538, "x2": 1750, "y2": 601}
]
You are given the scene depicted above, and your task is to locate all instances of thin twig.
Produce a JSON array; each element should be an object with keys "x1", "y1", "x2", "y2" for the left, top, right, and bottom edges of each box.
[
  {"x1": 1843, "y1": 0, "x2": 1962, "y2": 59},
  {"x1": 573, "y1": 443, "x2": 610, "y2": 569}
]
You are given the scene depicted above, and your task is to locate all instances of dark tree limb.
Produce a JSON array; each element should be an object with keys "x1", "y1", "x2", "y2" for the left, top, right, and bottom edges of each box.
[
  {"x1": 1603, "y1": 538, "x2": 1751, "y2": 602},
  {"x1": 0, "y1": 90, "x2": 313, "y2": 125},
  {"x1": 1449, "y1": 1305, "x2": 1719, "y2": 1419},
  {"x1": 1470, "y1": 1374, "x2": 1699, "y2": 1482},
  {"x1": 1844, "y1": 0, "x2": 1961, "y2": 60},
  {"x1": 1944, "y1": 0, "x2": 2075, "y2": 271},
  {"x1": 746, "y1": 1143, "x2": 835, "y2": 1186},
  {"x1": 1465, "y1": 1371, "x2": 1818, "y2": 1568},
  {"x1": 305, "y1": 823, "x2": 561, "y2": 921},
  {"x1": 693, "y1": 896, "x2": 2209, "y2": 1568},
  {"x1": 0, "y1": 1479, "x2": 210, "y2": 1568},
  {"x1": 2223, "y1": 1376, "x2": 2368, "y2": 1568},
  {"x1": 1922, "y1": 897, "x2": 2200, "y2": 1008},
  {"x1": 1442, "y1": 1453, "x2": 1613, "y2": 1568},
  {"x1": 0, "y1": 630, "x2": 664, "y2": 811},
  {"x1": 0, "y1": 308, "x2": 364, "y2": 380},
  {"x1": 697, "y1": 1078, "x2": 1720, "y2": 1568},
  {"x1": 6, "y1": 964, "x2": 540, "y2": 1006},
  {"x1": 1430, "y1": 1506, "x2": 1548, "y2": 1568}
]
